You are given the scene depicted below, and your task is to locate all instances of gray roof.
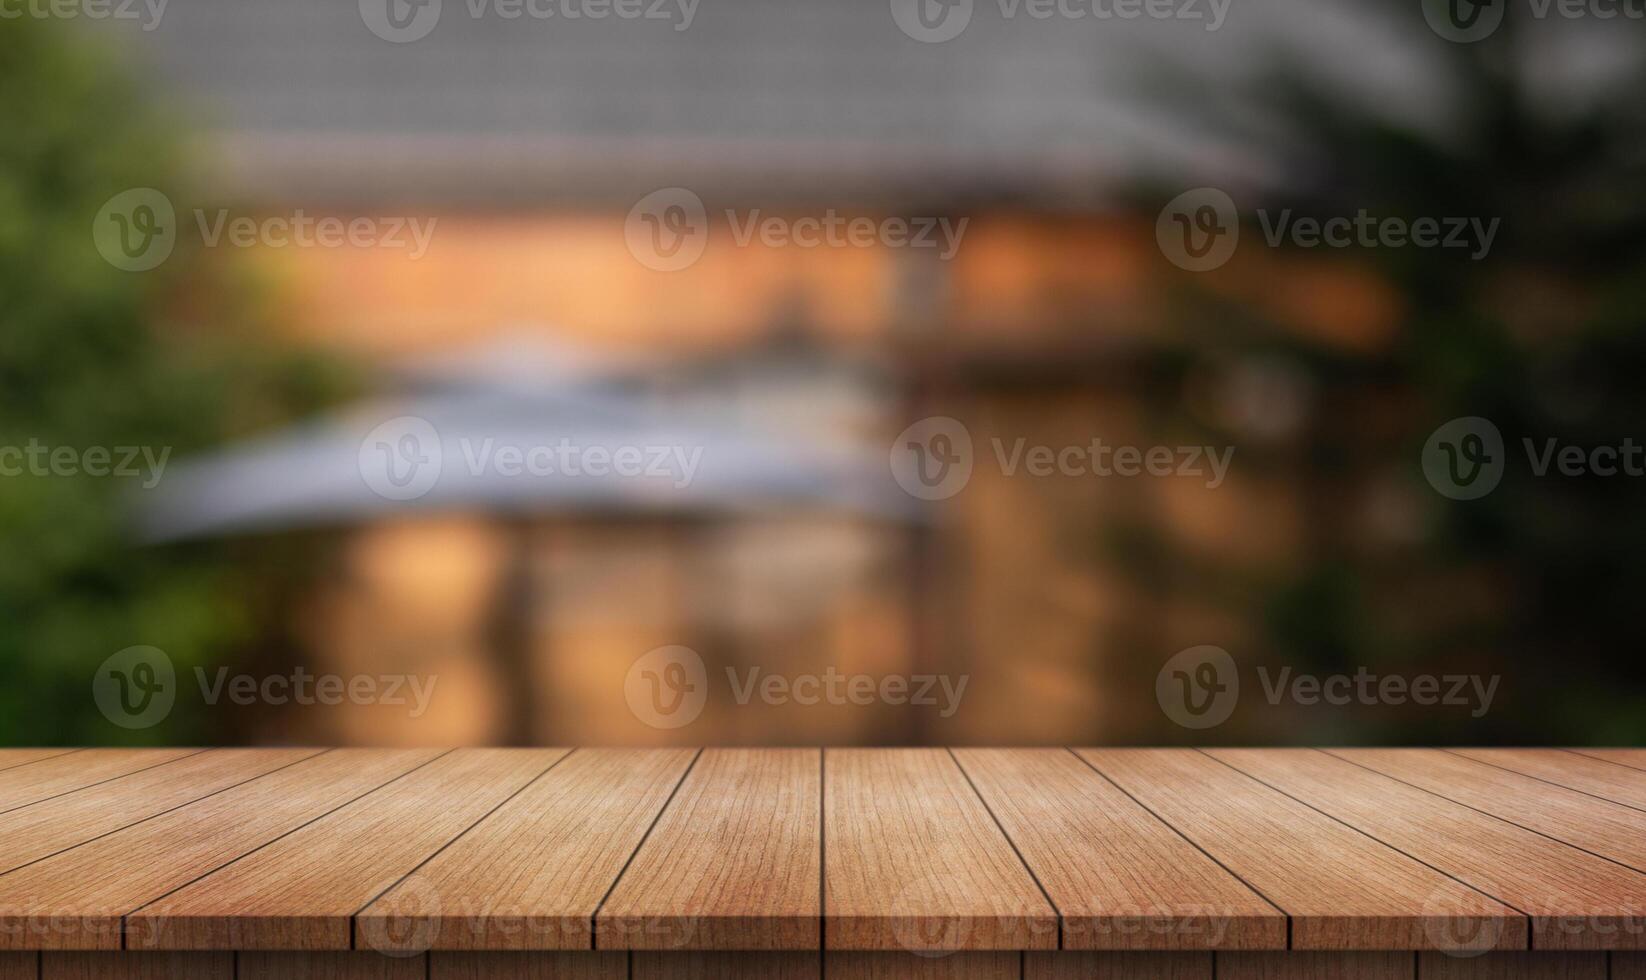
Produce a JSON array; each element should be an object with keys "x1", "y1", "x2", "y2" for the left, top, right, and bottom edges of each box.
[
  {"x1": 136, "y1": 339, "x2": 918, "y2": 540},
  {"x1": 91, "y1": 0, "x2": 1346, "y2": 201}
]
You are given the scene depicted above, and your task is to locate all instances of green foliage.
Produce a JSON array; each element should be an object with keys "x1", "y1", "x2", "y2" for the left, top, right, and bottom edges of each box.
[
  {"x1": 1128, "y1": 9, "x2": 1646, "y2": 743},
  {"x1": 0, "y1": 20, "x2": 350, "y2": 744}
]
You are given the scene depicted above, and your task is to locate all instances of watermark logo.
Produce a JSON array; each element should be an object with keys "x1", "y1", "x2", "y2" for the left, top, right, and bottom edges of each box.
[
  {"x1": 1422, "y1": 879, "x2": 1507, "y2": 956},
  {"x1": 624, "y1": 648, "x2": 969, "y2": 728},
  {"x1": 890, "y1": 417, "x2": 1235, "y2": 501},
  {"x1": 1158, "y1": 648, "x2": 1500, "y2": 729},
  {"x1": 624, "y1": 189, "x2": 968, "y2": 270},
  {"x1": 0, "y1": 441, "x2": 171, "y2": 488},
  {"x1": 890, "y1": 0, "x2": 973, "y2": 42},
  {"x1": 360, "y1": 0, "x2": 442, "y2": 41},
  {"x1": 94, "y1": 190, "x2": 438, "y2": 270},
  {"x1": 1156, "y1": 645, "x2": 1239, "y2": 729},
  {"x1": 93, "y1": 189, "x2": 176, "y2": 272},
  {"x1": 362, "y1": 0, "x2": 696, "y2": 41},
  {"x1": 889, "y1": 417, "x2": 975, "y2": 501},
  {"x1": 1159, "y1": 189, "x2": 1501, "y2": 271},
  {"x1": 625, "y1": 645, "x2": 709, "y2": 729},
  {"x1": 1424, "y1": 0, "x2": 1642, "y2": 42},
  {"x1": 1423, "y1": 416, "x2": 1645, "y2": 499},
  {"x1": 890, "y1": 873, "x2": 972, "y2": 955},
  {"x1": 360, "y1": 416, "x2": 444, "y2": 501},
  {"x1": 626, "y1": 187, "x2": 710, "y2": 272},
  {"x1": 359, "y1": 416, "x2": 703, "y2": 501},
  {"x1": 1157, "y1": 188, "x2": 1239, "y2": 272},
  {"x1": 93, "y1": 646, "x2": 177, "y2": 730},
  {"x1": 892, "y1": 0, "x2": 1226, "y2": 42},
  {"x1": 0, "y1": 0, "x2": 168, "y2": 30},
  {"x1": 359, "y1": 875, "x2": 441, "y2": 956},
  {"x1": 1422, "y1": 0, "x2": 1505, "y2": 41},
  {"x1": 1422, "y1": 416, "x2": 1505, "y2": 501}
]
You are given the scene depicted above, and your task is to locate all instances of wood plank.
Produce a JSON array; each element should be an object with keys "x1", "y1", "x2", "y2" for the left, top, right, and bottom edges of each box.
[
  {"x1": 0, "y1": 953, "x2": 33, "y2": 980},
  {"x1": 40, "y1": 952, "x2": 229, "y2": 980},
  {"x1": 1208, "y1": 749, "x2": 1646, "y2": 950},
  {"x1": 1616, "y1": 952, "x2": 1646, "y2": 979},
  {"x1": 0, "y1": 751, "x2": 76, "y2": 774},
  {"x1": 1214, "y1": 952, "x2": 1413, "y2": 979},
  {"x1": 1328, "y1": 750, "x2": 1646, "y2": 870},
  {"x1": 238, "y1": 952, "x2": 425, "y2": 979},
  {"x1": 0, "y1": 749, "x2": 323, "y2": 875},
  {"x1": 825, "y1": 952, "x2": 1018, "y2": 979},
  {"x1": 1567, "y1": 750, "x2": 1646, "y2": 772},
  {"x1": 359, "y1": 748, "x2": 697, "y2": 951},
  {"x1": 824, "y1": 748, "x2": 1057, "y2": 952},
  {"x1": 1449, "y1": 750, "x2": 1646, "y2": 811},
  {"x1": 131, "y1": 749, "x2": 568, "y2": 951},
  {"x1": 0, "y1": 751, "x2": 197, "y2": 815},
  {"x1": 431, "y1": 952, "x2": 627, "y2": 979},
  {"x1": 1076, "y1": 750, "x2": 1523, "y2": 951},
  {"x1": 599, "y1": 748, "x2": 820, "y2": 951},
  {"x1": 1025, "y1": 951, "x2": 1211, "y2": 979},
  {"x1": 636, "y1": 952, "x2": 819, "y2": 979},
  {"x1": 0, "y1": 748, "x2": 441, "y2": 951},
  {"x1": 954, "y1": 749, "x2": 1283, "y2": 950},
  {"x1": 1416, "y1": 952, "x2": 1605, "y2": 979}
]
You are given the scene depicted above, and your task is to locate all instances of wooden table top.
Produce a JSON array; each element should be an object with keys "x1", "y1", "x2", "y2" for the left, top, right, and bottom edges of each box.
[{"x1": 0, "y1": 747, "x2": 1643, "y2": 956}]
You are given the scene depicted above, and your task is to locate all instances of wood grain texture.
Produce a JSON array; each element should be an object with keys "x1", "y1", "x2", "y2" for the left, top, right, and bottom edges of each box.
[
  {"x1": 0, "y1": 953, "x2": 34, "y2": 980},
  {"x1": 954, "y1": 749, "x2": 1283, "y2": 950},
  {"x1": 238, "y1": 952, "x2": 425, "y2": 979},
  {"x1": 825, "y1": 953, "x2": 1018, "y2": 979},
  {"x1": 635, "y1": 952, "x2": 820, "y2": 979},
  {"x1": 599, "y1": 749, "x2": 820, "y2": 951},
  {"x1": 0, "y1": 751, "x2": 197, "y2": 815},
  {"x1": 0, "y1": 749, "x2": 440, "y2": 951},
  {"x1": 0, "y1": 748, "x2": 322, "y2": 876},
  {"x1": 1025, "y1": 951, "x2": 1211, "y2": 979},
  {"x1": 1215, "y1": 952, "x2": 1413, "y2": 979},
  {"x1": 0, "y1": 751, "x2": 76, "y2": 774},
  {"x1": 359, "y1": 749, "x2": 697, "y2": 951},
  {"x1": 1567, "y1": 750, "x2": 1646, "y2": 772},
  {"x1": 825, "y1": 749, "x2": 1057, "y2": 952},
  {"x1": 1616, "y1": 952, "x2": 1646, "y2": 979},
  {"x1": 1208, "y1": 749, "x2": 1646, "y2": 950},
  {"x1": 1329, "y1": 749, "x2": 1646, "y2": 871},
  {"x1": 40, "y1": 952, "x2": 230, "y2": 979},
  {"x1": 1449, "y1": 750, "x2": 1646, "y2": 811},
  {"x1": 431, "y1": 952, "x2": 627, "y2": 979},
  {"x1": 1077, "y1": 750, "x2": 1523, "y2": 951},
  {"x1": 131, "y1": 749, "x2": 567, "y2": 951},
  {"x1": 1416, "y1": 952, "x2": 1605, "y2": 979}
]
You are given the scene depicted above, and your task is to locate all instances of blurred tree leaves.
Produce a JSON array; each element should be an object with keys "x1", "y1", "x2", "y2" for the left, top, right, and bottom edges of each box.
[
  {"x1": 1127, "y1": 7, "x2": 1646, "y2": 743},
  {"x1": 0, "y1": 19, "x2": 352, "y2": 744}
]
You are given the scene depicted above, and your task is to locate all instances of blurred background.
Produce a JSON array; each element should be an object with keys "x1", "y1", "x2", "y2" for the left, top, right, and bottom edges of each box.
[{"x1": 2, "y1": 0, "x2": 1643, "y2": 748}]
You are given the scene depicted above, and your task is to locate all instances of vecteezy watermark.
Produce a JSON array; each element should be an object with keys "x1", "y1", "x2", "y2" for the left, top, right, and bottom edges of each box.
[
  {"x1": 1423, "y1": 0, "x2": 1644, "y2": 43},
  {"x1": 1422, "y1": 415, "x2": 1646, "y2": 500},
  {"x1": 93, "y1": 646, "x2": 178, "y2": 731},
  {"x1": 889, "y1": 0, "x2": 1229, "y2": 43},
  {"x1": 357, "y1": 415, "x2": 704, "y2": 502},
  {"x1": 92, "y1": 189, "x2": 437, "y2": 271},
  {"x1": 624, "y1": 187, "x2": 969, "y2": 272},
  {"x1": 359, "y1": 0, "x2": 697, "y2": 43},
  {"x1": 0, "y1": 0, "x2": 166, "y2": 30},
  {"x1": 1156, "y1": 646, "x2": 1499, "y2": 729},
  {"x1": 623, "y1": 646, "x2": 969, "y2": 729},
  {"x1": 1155, "y1": 188, "x2": 1499, "y2": 272},
  {"x1": 0, "y1": 440, "x2": 171, "y2": 489},
  {"x1": 93, "y1": 647, "x2": 439, "y2": 729},
  {"x1": 1421, "y1": 878, "x2": 1510, "y2": 957},
  {"x1": 889, "y1": 416, "x2": 1234, "y2": 501}
]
